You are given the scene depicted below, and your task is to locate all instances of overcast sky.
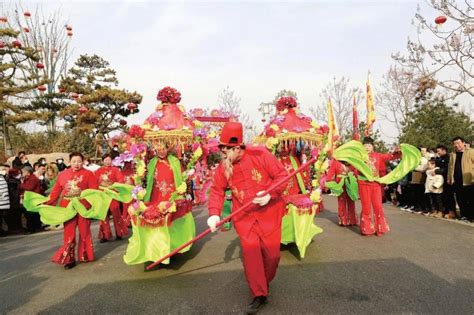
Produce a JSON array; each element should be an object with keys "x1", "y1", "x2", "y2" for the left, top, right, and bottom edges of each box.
[{"x1": 6, "y1": 0, "x2": 444, "y2": 142}]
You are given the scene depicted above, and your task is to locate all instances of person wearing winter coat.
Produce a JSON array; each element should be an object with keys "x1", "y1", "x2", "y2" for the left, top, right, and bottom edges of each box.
[{"x1": 425, "y1": 160, "x2": 444, "y2": 218}]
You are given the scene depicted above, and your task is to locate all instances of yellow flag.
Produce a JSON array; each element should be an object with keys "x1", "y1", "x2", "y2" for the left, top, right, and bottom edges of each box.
[
  {"x1": 366, "y1": 73, "x2": 376, "y2": 136},
  {"x1": 327, "y1": 98, "x2": 339, "y2": 150}
]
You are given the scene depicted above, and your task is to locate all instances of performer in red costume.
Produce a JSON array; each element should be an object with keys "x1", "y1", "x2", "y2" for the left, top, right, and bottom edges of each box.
[
  {"x1": 96, "y1": 154, "x2": 126, "y2": 242},
  {"x1": 207, "y1": 122, "x2": 288, "y2": 314},
  {"x1": 121, "y1": 160, "x2": 135, "y2": 228},
  {"x1": 279, "y1": 147, "x2": 310, "y2": 196},
  {"x1": 326, "y1": 159, "x2": 358, "y2": 226},
  {"x1": 46, "y1": 152, "x2": 98, "y2": 269},
  {"x1": 359, "y1": 137, "x2": 400, "y2": 236}
]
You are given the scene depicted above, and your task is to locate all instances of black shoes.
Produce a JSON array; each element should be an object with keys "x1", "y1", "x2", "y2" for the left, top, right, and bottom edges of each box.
[
  {"x1": 247, "y1": 296, "x2": 267, "y2": 314},
  {"x1": 116, "y1": 236, "x2": 122, "y2": 241},
  {"x1": 64, "y1": 262, "x2": 76, "y2": 270},
  {"x1": 99, "y1": 239, "x2": 108, "y2": 243}
]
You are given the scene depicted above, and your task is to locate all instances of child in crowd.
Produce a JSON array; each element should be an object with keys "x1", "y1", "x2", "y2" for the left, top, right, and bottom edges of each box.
[{"x1": 425, "y1": 159, "x2": 444, "y2": 218}]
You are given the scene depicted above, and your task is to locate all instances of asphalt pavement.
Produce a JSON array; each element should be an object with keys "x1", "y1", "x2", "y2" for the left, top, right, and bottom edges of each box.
[{"x1": 1, "y1": 196, "x2": 473, "y2": 314}]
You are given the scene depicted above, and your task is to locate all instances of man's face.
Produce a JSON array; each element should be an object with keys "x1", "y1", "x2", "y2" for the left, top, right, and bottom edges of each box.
[
  {"x1": 364, "y1": 143, "x2": 374, "y2": 153},
  {"x1": 436, "y1": 148, "x2": 446, "y2": 157},
  {"x1": 21, "y1": 155, "x2": 28, "y2": 163},
  {"x1": 420, "y1": 147, "x2": 427, "y2": 155},
  {"x1": 37, "y1": 165, "x2": 46, "y2": 175},
  {"x1": 21, "y1": 169, "x2": 30, "y2": 178},
  {"x1": 453, "y1": 139, "x2": 465, "y2": 152},
  {"x1": 220, "y1": 146, "x2": 241, "y2": 163},
  {"x1": 103, "y1": 157, "x2": 112, "y2": 167}
]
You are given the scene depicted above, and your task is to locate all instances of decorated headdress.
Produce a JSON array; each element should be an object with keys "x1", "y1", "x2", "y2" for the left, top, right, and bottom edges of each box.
[
  {"x1": 138, "y1": 86, "x2": 195, "y2": 146},
  {"x1": 255, "y1": 96, "x2": 324, "y2": 149}
]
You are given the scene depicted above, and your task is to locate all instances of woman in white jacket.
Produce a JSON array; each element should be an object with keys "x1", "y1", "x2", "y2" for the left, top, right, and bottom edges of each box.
[{"x1": 425, "y1": 160, "x2": 444, "y2": 217}]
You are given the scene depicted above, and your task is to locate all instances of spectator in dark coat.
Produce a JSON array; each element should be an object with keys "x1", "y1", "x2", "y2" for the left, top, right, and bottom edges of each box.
[
  {"x1": 435, "y1": 145, "x2": 456, "y2": 218},
  {"x1": 19, "y1": 166, "x2": 42, "y2": 233},
  {"x1": 6, "y1": 168, "x2": 22, "y2": 233}
]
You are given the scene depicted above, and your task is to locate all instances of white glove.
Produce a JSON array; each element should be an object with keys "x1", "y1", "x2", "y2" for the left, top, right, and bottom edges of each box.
[
  {"x1": 252, "y1": 191, "x2": 271, "y2": 206},
  {"x1": 207, "y1": 215, "x2": 220, "y2": 232}
]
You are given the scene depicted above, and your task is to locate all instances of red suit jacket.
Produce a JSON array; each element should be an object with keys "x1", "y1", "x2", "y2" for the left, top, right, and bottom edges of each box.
[
  {"x1": 47, "y1": 168, "x2": 98, "y2": 207},
  {"x1": 208, "y1": 147, "x2": 288, "y2": 237},
  {"x1": 95, "y1": 166, "x2": 124, "y2": 188}
]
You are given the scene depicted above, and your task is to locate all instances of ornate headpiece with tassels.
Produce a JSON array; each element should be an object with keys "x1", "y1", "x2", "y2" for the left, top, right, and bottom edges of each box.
[
  {"x1": 254, "y1": 96, "x2": 324, "y2": 150},
  {"x1": 140, "y1": 86, "x2": 195, "y2": 147}
]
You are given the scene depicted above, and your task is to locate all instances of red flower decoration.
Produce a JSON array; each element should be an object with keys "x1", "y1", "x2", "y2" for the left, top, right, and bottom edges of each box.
[
  {"x1": 129, "y1": 125, "x2": 145, "y2": 138},
  {"x1": 265, "y1": 128, "x2": 276, "y2": 137},
  {"x1": 317, "y1": 125, "x2": 329, "y2": 134},
  {"x1": 157, "y1": 86, "x2": 181, "y2": 104},
  {"x1": 276, "y1": 96, "x2": 297, "y2": 111}
]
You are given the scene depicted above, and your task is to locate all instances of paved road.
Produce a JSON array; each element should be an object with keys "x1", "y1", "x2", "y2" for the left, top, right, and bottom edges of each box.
[{"x1": 1, "y1": 196, "x2": 473, "y2": 314}]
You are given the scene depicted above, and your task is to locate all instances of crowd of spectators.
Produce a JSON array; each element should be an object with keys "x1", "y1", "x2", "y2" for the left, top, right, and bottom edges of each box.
[
  {"x1": 0, "y1": 152, "x2": 84, "y2": 236},
  {"x1": 385, "y1": 137, "x2": 474, "y2": 223}
]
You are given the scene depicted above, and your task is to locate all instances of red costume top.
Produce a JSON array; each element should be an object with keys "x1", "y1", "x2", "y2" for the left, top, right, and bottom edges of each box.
[
  {"x1": 208, "y1": 147, "x2": 288, "y2": 237},
  {"x1": 121, "y1": 162, "x2": 135, "y2": 185},
  {"x1": 95, "y1": 165, "x2": 124, "y2": 189},
  {"x1": 326, "y1": 160, "x2": 357, "y2": 183},
  {"x1": 47, "y1": 168, "x2": 98, "y2": 207},
  {"x1": 279, "y1": 154, "x2": 310, "y2": 195},
  {"x1": 149, "y1": 158, "x2": 177, "y2": 204},
  {"x1": 366, "y1": 152, "x2": 401, "y2": 178}
]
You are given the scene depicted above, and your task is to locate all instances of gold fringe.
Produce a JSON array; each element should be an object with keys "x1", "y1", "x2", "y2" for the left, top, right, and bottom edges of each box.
[{"x1": 254, "y1": 132, "x2": 323, "y2": 145}]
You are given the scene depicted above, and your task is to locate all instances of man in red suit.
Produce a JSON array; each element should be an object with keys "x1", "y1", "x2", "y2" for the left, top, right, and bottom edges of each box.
[
  {"x1": 207, "y1": 122, "x2": 288, "y2": 313},
  {"x1": 46, "y1": 152, "x2": 98, "y2": 269},
  {"x1": 96, "y1": 154, "x2": 126, "y2": 242},
  {"x1": 359, "y1": 137, "x2": 400, "y2": 236}
]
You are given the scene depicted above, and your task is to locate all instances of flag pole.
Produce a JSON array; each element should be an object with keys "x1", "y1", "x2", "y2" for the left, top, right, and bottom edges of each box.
[{"x1": 146, "y1": 155, "x2": 318, "y2": 270}]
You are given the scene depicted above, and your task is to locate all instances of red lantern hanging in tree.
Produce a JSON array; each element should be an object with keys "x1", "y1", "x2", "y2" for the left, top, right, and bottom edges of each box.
[
  {"x1": 24, "y1": 11, "x2": 32, "y2": 17},
  {"x1": 66, "y1": 25, "x2": 73, "y2": 31},
  {"x1": 0, "y1": 40, "x2": 5, "y2": 49},
  {"x1": 36, "y1": 62, "x2": 45, "y2": 69},
  {"x1": 435, "y1": 16, "x2": 447, "y2": 25},
  {"x1": 12, "y1": 40, "x2": 22, "y2": 48},
  {"x1": 37, "y1": 85, "x2": 47, "y2": 92},
  {"x1": 67, "y1": 31, "x2": 73, "y2": 37},
  {"x1": 59, "y1": 87, "x2": 66, "y2": 93},
  {"x1": 78, "y1": 106, "x2": 88, "y2": 114},
  {"x1": 0, "y1": 17, "x2": 7, "y2": 23},
  {"x1": 71, "y1": 92, "x2": 79, "y2": 99},
  {"x1": 127, "y1": 102, "x2": 137, "y2": 112},
  {"x1": 119, "y1": 119, "x2": 127, "y2": 126},
  {"x1": 23, "y1": 27, "x2": 30, "y2": 33}
]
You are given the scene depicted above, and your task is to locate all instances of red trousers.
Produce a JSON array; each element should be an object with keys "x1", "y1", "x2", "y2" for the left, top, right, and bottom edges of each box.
[
  {"x1": 98, "y1": 200, "x2": 127, "y2": 240},
  {"x1": 338, "y1": 191, "x2": 358, "y2": 226},
  {"x1": 52, "y1": 215, "x2": 94, "y2": 265},
  {"x1": 240, "y1": 223, "x2": 281, "y2": 297},
  {"x1": 359, "y1": 181, "x2": 390, "y2": 235},
  {"x1": 122, "y1": 202, "x2": 131, "y2": 230}
]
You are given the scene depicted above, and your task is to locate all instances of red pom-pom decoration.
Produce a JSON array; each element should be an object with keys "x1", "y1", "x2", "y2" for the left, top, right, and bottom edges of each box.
[
  {"x1": 0, "y1": 40, "x2": 5, "y2": 49},
  {"x1": 71, "y1": 92, "x2": 79, "y2": 99},
  {"x1": 37, "y1": 85, "x2": 47, "y2": 92},
  {"x1": 0, "y1": 17, "x2": 7, "y2": 23},
  {"x1": 24, "y1": 11, "x2": 31, "y2": 17},
  {"x1": 12, "y1": 40, "x2": 22, "y2": 48},
  {"x1": 127, "y1": 102, "x2": 137, "y2": 111},
  {"x1": 157, "y1": 86, "x2": 181, "y2": 104},
  {"x1": 78, "y1": 106, "x2": 88, "y2": 114},
  {"x1": 36, "y1": 62, "x2": 45, "y2": 69},
  {"x1": 119, "y1": 119, "x2": 128, "y2": 126},
  {"x1": 276, "y1": 96, "x2": 297, "y2": 111},
  {"x1": 435, "y1": 16, "x2": 447, "y2": 25},
  {"x1": 129, "y1": 125, "x2": 145, "y2": 138},
  {"x1": 23, "y1": 27, "x2": 30, "y2": 33}
]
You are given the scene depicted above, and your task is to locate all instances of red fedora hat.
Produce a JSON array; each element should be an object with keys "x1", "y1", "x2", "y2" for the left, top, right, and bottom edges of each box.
[{"x1": 219, "y1": 122, "x2": 243, "y2": 147}]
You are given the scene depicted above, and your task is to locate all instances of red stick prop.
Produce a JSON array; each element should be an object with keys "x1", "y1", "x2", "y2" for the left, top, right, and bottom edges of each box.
[{"x1": 146, "y1": 155, "x2": 318, "y2": 270}]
